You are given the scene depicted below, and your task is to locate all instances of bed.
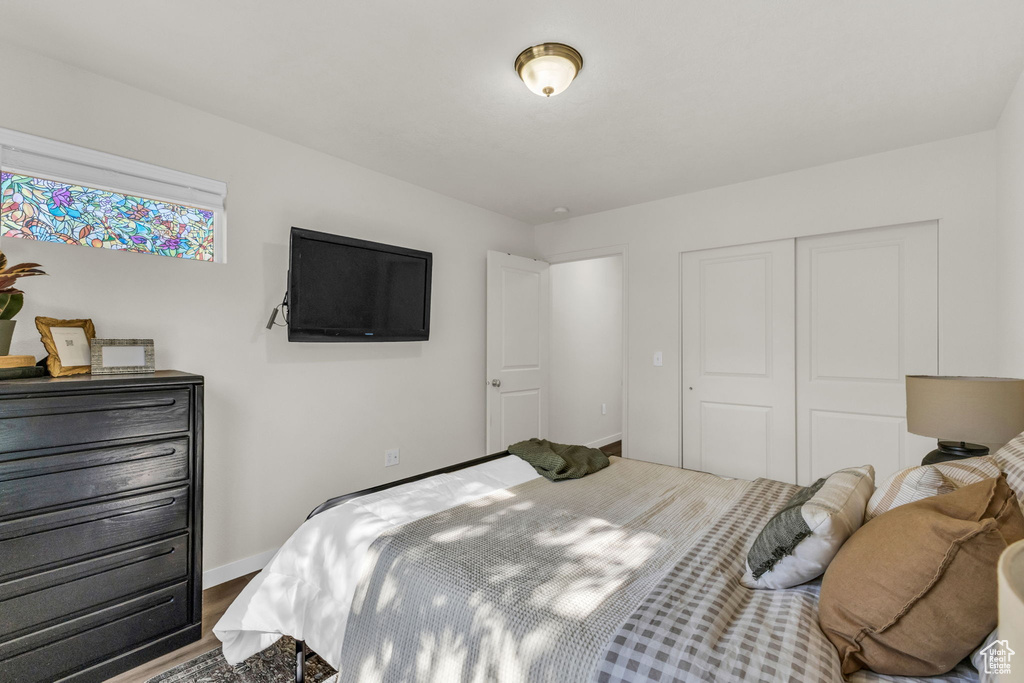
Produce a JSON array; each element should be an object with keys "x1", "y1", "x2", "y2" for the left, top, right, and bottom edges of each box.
[{"x1": 214, "y1": 454, "x2": 981, "y2": 683}]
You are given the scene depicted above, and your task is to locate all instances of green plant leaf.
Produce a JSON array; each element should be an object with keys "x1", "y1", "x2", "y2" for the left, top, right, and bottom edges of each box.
[{"x1": 0, "y1": 293, "x2": 23, "y2": 320}]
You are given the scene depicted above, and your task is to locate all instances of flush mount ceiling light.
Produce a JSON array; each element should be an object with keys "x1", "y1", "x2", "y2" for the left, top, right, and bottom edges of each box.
[{"x1": 515, "y1": 43, "x2": 583, "y2": 97}]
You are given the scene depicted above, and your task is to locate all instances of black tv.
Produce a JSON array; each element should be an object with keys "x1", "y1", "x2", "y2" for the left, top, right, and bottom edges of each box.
[{"x1": 287, "y1": 228, "x2": 432, "y2": 342}]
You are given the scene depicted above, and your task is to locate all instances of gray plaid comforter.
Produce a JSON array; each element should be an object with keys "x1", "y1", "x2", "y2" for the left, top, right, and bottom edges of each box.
[
  {"x1": 595, "y1": 478, "x2": 979, "y2": 683},
  {"x1": 341, "y1": 461, "x2": 979, "y2": 683}
]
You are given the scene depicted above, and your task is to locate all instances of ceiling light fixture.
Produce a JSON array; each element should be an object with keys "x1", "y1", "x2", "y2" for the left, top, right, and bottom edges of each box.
[{"x1": 515, "y1": 43, "x2": 583, "y2": 97}]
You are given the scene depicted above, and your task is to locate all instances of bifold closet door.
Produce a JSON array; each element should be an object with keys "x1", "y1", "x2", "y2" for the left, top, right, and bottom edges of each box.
[
  {"x1": 795, "y1": 222, "x2": 938, "y2": 485},
  {"x1": 681, "y1": 240, "x2": 797, "y2": 483}
]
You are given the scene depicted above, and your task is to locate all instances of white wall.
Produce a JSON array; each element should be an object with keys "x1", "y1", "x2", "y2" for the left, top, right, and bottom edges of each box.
[
  {"x1": 549, "y1": 255, "x2": 622, "y2": 448},
  {"x1": 536, "y1": 133, "x2": 1000, "y2": 467},
  {"x1": 3, "y1": 41, "x2": 1014, "y2": 579},
  {"x1": 996, "y1": 68, "x2": 1024, "y2": 377},
  {"x1": 0, "y1": 46, "x2": 535, "y2": 576}
]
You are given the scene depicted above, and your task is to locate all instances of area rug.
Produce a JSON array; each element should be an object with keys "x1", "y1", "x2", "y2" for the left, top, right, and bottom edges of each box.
[{"x1": 147, "y1": 637, "x2": 337, "y2": 683}]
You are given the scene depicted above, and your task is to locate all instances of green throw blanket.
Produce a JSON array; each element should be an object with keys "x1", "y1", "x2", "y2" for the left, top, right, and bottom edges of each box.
[{"x1": 507, "y1": 438, "x2": 610, "y2": 481}]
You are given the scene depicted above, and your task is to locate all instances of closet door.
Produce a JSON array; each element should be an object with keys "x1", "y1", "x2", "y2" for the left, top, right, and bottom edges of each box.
[
  {"x1": 796, "y1": 222, "x2": 938, "y2": 485},
  {"x1": 681, "y1": 240, "x2": 796, "y2": 483}
]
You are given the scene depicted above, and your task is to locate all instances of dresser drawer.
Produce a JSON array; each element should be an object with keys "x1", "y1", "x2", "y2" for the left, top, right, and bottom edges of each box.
[
  {"x1": 0, "y1": 582, "x2": 189, "y2": 683},
  {"x1": 0, "y1": 486, "x2": 189, "y2": 580},
  {"x1": 0, "y1": 388, "x2": 190, "y2": 454},
  {"x1": 0, "y1": 534, "x2": 189, "y2": 641},
  {"x1": 0, "y1": 438, "x2": 189, "y2": 519}
]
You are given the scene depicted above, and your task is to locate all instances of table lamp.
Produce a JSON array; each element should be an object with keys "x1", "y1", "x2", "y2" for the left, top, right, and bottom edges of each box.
[{"x1": 906, "y1": 376, "x2": 1024, "y2": 465}]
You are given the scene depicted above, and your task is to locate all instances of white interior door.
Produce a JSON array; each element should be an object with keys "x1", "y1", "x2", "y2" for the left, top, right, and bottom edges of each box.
[
  {"x1": 796, "y1": 222, "x2": 938, "y2": 484},
  {"x1": 681, "y1": 240, "x2": 797, "y2": 483},
  {"x1": 486, "y1": 251, "x2": 550, "y2": 453}
]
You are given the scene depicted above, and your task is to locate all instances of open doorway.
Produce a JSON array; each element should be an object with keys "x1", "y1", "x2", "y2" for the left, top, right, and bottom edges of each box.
[{"x1": 548, "y1": 250, "x2": 626, "y2": 457}]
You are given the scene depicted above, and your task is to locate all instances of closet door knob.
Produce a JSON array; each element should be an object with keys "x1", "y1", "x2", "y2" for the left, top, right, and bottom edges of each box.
[{"x1": 490, "y1": 379, "x2": 502, "y2": 387}]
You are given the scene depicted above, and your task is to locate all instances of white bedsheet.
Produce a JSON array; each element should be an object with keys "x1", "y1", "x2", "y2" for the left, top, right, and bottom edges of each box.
[{"x1": 213, "y1": 455, "x2": 540, "y2": 667}]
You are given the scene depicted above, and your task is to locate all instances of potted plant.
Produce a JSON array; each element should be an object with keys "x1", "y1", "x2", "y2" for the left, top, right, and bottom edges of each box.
[{"x1": 0, "y1": 250, "x2": 46, "y2": 355}]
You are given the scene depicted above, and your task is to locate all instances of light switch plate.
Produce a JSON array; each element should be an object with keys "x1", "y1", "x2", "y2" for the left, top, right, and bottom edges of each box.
[
  {"x1": 385, "y1": 448, "x2": 400, "y2": 467},
  {"x1": 653, "y1": 351, "x2": 663, "y2": 367}
]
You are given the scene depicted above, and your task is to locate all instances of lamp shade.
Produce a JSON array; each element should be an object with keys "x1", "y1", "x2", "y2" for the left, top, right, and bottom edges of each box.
[{"x1": 906, "y1": 375, "x2": 1024, "y2": 445}]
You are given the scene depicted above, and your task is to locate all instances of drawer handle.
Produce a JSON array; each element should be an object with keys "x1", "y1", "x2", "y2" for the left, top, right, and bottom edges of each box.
[
  {"x1": 102, "y1": 497, "x2": 177, "y2": 522},
  {"x1": 0, "y1": 397, "x2": 177, "y2": 420},
  {"x1": 0, "y1": 546, "x2": 179, "y2": 602},
  {"x1": 11, "y1": 595, "x2": 178, "y2": 654},
  {"x1": 0, "y1": 445, "x2": 181, "y2": 483},
  {"x1": 5, "y1": 496, "x2": 180, "y2": 541}
]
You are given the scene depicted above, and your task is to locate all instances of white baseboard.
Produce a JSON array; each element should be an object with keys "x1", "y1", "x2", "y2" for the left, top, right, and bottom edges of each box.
[
  {"x1": 587, "y1": 433, "x2": 622, "y2": 449},
  {"x1": 203, "y1": 547, "x2": 278, "y2": 589}
]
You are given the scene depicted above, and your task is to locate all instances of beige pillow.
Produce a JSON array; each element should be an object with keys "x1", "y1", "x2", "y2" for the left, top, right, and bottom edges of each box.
[
  {"x1": 866, "y1": 456, "x2": 1001, "y2": 520},
  {"x1": 818, "y1": 475, "x2": 1024, "y2": 676}
]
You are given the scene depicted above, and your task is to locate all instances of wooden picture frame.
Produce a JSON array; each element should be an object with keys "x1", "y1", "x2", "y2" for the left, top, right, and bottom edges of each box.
[
  {"x1": 90, "y1": 338, "x2": 156, "y2": 375},
  {"x1": 35, "y1": 316, "x2": 96, "y2": 377}
]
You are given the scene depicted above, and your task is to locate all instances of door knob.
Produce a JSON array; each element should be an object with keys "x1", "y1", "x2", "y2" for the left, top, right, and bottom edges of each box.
[{"x1": 490, "y1": 379, "x2": 501, "y2": 387}]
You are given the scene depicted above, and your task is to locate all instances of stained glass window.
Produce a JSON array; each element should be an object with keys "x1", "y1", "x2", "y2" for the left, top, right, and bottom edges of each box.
[{"x1": 1, "y1": 172, "x2": 216, "y2": 261}]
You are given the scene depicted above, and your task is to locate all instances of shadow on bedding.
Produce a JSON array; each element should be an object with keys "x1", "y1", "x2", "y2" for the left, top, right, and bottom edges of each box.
[{"x1": 338, "y1": 475, "x2": 699, "y2": 683}]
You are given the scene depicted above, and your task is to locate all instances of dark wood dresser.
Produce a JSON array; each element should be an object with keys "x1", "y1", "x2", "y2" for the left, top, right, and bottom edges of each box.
[{"x1": 0, "y1": 370, "x2": 204, "y2": 683}]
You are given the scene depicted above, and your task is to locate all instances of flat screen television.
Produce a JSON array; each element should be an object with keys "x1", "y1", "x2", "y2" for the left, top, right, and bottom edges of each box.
[{"x1": 287, "y1": 227, "x2": 432, "y2": 342}]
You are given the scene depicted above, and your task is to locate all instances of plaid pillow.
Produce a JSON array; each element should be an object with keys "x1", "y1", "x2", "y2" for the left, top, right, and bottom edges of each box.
[
  {"x1": 994, "y1": 430, "x2": 1024, "y2": 503},
  {"x1": 866, "y1": 456, "x2": 1001, "y2": 520}
]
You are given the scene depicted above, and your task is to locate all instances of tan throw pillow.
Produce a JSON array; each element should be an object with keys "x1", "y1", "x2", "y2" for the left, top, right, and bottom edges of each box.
[
  {"x1": 818, "y1": 475, "x2": 1024, "y2": 676},
  {"x1": 866, "y1": 456, "x2": 1001, "y2": 520}
]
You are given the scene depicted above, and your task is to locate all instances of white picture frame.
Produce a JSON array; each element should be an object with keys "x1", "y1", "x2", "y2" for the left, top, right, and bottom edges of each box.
[{"x1": 90, "y1": 338, "x2": 156, "y2": 375}]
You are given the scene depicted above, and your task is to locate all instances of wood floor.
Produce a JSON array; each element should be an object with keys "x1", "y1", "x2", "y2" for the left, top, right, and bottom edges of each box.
[
  {"x1": 106, "y1": 443, "x2": 622, "y2": 681},
  {"x1": 106, "y1": 572, "x2": 258, "y2": 683},
  {"x1": 601, "y1": 440, "x2": 622, "y2": 457}
]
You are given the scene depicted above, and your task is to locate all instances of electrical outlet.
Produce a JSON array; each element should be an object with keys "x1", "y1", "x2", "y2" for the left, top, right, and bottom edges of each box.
[{"x1": 385, "y1": 448, "x2": 400, "y2": 467}]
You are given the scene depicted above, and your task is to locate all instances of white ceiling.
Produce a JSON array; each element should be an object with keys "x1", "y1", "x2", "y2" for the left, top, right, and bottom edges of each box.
[{"x1": 5, "y1": 1, "x2": 1024, "y2": 225}]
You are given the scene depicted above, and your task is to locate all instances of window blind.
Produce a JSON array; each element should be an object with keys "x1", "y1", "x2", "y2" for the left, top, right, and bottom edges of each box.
[{"x1": 0, "y1": 127, "x2": 227, "y2": 212}]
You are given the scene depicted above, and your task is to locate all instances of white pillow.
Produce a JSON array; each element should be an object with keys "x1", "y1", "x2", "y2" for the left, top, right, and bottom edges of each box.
[
  {"x1": 866, "y1": 456, "x2": 1001, "y2": 521},
  {"x1": 742, "y1": 465, "x2": 874, "y2": 590},
  {"x1": 970, "y1": 630, "x2": 1000, "y2": 683}
]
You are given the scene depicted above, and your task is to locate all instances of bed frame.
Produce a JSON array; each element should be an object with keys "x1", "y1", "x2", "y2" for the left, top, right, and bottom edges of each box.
[{"x1": 293, "y1": 450, "x2": 511, "y2": 682}]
